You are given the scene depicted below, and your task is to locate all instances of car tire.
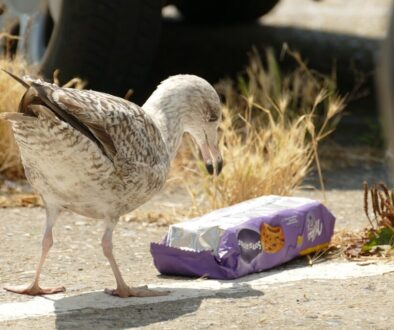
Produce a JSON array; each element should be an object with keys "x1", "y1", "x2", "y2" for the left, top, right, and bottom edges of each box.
[
  {"x1": 40, "y1": 0, "x2": 162, "y2": 98},
  {"x1": 173, "y1": 0, "x2": 280, "y2": 23}
]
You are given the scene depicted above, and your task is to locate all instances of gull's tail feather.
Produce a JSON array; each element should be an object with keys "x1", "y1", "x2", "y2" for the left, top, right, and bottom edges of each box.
[
  {"x1": 1, "y1": 69, "x2": 30, "y2": 89},
  {"x1": 0, "y1": 112, "x2": 36, "y2": 122}
]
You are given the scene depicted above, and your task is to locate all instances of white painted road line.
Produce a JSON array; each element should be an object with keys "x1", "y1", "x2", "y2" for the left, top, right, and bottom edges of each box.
[{"x1": 1, "y1": 261, "x2": 394, "y2": 322}]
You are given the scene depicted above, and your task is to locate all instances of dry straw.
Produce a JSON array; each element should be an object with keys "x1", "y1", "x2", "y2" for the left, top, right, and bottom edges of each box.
[
  {"x1": 0, "y1": 56, "x2": 31, "y2": 178},
  {"x1": 177, "y1": 48, "x2": 345, "y2": 210},
  {"x1": 0, "y1": 54, "x2": 85, "y2": 179},
  {"x1": 363, "y1": 181, "x2": 394, "y2": 232}
]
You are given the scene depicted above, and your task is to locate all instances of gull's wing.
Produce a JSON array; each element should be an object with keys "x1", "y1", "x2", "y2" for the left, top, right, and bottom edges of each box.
[{"x1": 4, "y1": 74, "x2": 167, "y2": 170}]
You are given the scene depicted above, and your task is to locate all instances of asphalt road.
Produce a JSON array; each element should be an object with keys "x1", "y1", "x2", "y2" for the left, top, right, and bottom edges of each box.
[{"x1": 0, "y1": 185, "x2": 393, "y2": 329}]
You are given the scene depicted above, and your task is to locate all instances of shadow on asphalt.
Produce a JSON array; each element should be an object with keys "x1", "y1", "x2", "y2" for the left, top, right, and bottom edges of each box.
[
  {"x1": 142, "y1": 17, "x2": 378, "y2": 103},
  {"x1": 306, "y1": 164, "x2": 390, "y2": 190},
  {"x1": 53, "y1": 284, "x2": 263, "y2": 329},
  {"x1": 156, "y1": 256, "x2": 316, "y2": 284}
]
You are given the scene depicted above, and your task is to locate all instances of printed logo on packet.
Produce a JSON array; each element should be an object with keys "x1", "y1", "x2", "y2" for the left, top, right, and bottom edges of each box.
[
  {"x1": 306, "y1": 211, "x2": 323, "y2": 242},
  {"x1": 237, "y1": 229, "x2": 262, "y2": 262}
]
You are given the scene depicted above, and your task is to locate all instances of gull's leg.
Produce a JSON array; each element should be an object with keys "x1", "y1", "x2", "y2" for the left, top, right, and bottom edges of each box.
[
  {"x1": 102, "y1": 221, "x2": 168, "y2": 298},
  {"x1": 4, "y1": 205, "x2": 65, "y2": 295}
]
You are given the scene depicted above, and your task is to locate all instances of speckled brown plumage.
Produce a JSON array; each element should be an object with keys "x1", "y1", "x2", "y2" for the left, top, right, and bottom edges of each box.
[{"x1": 8, "y1": 77, "x2": 168, "y2": 218}]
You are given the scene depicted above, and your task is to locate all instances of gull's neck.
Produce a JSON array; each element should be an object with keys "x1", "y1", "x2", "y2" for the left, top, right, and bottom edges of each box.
[{"x1": 142, "y1": 92, "x2": 186, "y2": 161}]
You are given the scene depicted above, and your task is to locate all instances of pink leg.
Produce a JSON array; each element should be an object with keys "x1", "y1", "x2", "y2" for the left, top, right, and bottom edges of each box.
[
  {"x1": 102, "y1": 224, "x2": 168, "y2": 298},
  {"x1": 4, "y1": 206, "x2": 65, "y2": 295}
]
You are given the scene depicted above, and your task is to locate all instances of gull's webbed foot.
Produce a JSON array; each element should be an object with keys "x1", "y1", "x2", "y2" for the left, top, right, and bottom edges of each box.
[
  {"x1": 104, "y1": 285, "x2": 169, "y2": 298},
  {"x1": 4, "y1": 284, "x2": 65, "y2": 296}
]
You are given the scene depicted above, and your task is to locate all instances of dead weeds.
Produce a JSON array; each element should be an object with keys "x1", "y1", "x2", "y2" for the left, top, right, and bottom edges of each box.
[
  {"x1": 0, "y1": 56, "x2": 32, "y2": 178},
  {"x1": 175, "y1": 48, "x2": 345, "y2": 210},
  {"x1": 334, "y1": 182, "x2": 394, "y2": 260},
  {"x1": 0, "y1": 193, "x2": 42, "y2": 208},
  {"x1": 0, "y1": 54, "x2": 86, "y2": 181},
  {"x1": 0, "y1": 177, "x2": 42, "y2": 207}
]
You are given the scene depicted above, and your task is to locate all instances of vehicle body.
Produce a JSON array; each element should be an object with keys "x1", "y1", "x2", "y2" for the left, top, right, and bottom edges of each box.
[{"x1": 0, "y1": 0, "x2": 280, "y2": 98}]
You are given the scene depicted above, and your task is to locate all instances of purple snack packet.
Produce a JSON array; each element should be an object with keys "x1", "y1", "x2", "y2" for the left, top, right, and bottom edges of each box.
[{"x1": 150, "y1": 195, "x2": 335, "y2": 279}]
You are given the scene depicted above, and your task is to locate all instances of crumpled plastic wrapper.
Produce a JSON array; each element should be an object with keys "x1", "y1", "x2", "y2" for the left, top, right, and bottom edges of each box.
[{"x1": 151, "y1": 195, "x2": 335, "y2": 279}]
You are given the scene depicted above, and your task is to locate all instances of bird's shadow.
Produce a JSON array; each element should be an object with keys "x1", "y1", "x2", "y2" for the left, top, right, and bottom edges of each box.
[
  {"x1": 53, "y1": 282, "x2": 263, "y2": 329},
  {"x1": 52, "y1": 257, "x2": 317, "y2": 329}
]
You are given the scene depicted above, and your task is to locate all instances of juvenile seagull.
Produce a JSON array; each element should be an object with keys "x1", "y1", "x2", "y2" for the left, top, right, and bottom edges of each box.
[{"x1": 1, "y1": 72, "x2": 222, "y2": 298}]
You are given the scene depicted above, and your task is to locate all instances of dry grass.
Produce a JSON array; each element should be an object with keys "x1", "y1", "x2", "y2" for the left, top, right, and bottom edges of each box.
[
  {"x1": 0, "y1": 55, "x2": 86, "y2": 180},
  {"x1": 176, "y1": 48, "x2": 345, "y2": 210},
  {"x1": 0, "y1": 56, "x2": 32, "y2": 178},
  {"x1": 315, "y1": 183, "x2": 394, "y2": 260},
  {"x1": 360, "y1": 182, "x2": 394, "y2": 254},
  {"x1": 0, "y1": 193, "x2": 42, "y2": 207}
]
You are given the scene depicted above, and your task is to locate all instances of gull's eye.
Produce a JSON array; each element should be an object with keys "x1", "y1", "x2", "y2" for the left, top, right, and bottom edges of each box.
[{"x1": 208, "y1": 113, "x2": 218, "y2": 122}]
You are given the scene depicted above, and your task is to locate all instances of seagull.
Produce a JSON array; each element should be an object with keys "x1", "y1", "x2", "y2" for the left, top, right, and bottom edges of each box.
[{"x1": 1, "y1": 71, "x2": 223, "y2": 298}]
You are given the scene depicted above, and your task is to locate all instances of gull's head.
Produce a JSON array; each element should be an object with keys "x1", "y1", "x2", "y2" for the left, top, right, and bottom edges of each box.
[
  {"x1": 145, "y1": 74, "x2": 223, "y2": 175},
  {"x1": 173, "y1": 75, "x2": 223, "y2": 175}
]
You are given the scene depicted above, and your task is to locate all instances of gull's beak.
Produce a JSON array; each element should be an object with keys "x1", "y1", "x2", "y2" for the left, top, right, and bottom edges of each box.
[{"x1": 200, "y1": 141, "x2": 223, "y2": 176}]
